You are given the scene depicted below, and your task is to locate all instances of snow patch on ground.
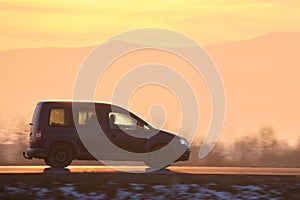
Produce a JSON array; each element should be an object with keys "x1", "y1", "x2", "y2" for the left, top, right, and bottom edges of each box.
[
  {"x1": 58, "y1": 183, "x2": 105, "y2": 200},
  {"x1": 5, "y1": 186, "x2": 27, "y2": 194},
  {"x1": 32, "y1": 187, "x2": 50, "y2": 198},
  {"x1": 0, "y1": 182, "x2": 292, "y2": 199}
]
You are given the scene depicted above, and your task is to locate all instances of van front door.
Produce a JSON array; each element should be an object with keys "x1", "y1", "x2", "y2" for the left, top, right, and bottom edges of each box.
[{"x1": 106, "y1": 112, "x2": 150, "y2": 154}]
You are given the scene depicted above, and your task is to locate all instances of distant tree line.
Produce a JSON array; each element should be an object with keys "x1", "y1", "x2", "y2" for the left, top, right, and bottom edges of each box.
[
  {"x1": 0, "y1": 124, "x2": 299, "y2": 167},
  {"x1": 184, "y1": 127, "x2": 300, "y2": 167}
]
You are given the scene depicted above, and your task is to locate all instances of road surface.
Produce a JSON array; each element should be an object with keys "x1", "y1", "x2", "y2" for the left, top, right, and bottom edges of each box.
[{"x1": 1, "y1": 166, "x2": 300, "y2": 175}]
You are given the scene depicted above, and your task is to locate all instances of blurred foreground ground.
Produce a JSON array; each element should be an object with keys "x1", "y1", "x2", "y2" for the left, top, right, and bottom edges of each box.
[{"x1": 1, "y1": 172, "x2": 299, "y2": 199}]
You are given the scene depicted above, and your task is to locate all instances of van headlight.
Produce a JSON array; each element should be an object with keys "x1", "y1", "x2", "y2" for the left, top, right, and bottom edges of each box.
[{"x1": 179, "y1": 138, "x2": 189, "y2": 146}]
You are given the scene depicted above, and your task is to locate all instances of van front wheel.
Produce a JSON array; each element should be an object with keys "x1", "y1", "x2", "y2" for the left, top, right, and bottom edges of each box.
[
  {"x1": 145, "y1": 145, "x2": 172, "y2": 169},
  {"x1": 44, "y1": 144, "x2": 73, "y2": 168}
]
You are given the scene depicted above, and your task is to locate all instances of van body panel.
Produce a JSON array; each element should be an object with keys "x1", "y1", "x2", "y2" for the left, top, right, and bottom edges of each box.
[{"x1": 24, "y1": 101, "x2": 191, "y2": 167}]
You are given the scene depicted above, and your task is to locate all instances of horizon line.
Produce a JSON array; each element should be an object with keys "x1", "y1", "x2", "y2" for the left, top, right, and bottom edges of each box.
[{"x1": 1, "y1": 31, "x2": 299, "y2": 53}]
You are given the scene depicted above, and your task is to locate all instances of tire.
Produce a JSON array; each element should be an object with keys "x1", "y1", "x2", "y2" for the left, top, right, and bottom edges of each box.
[
  {"x1": 44, "y1": 158, "x2": 51, "y2": 166},
  {"x1": 44, "y1": 144, "x2": 73, "y2": 168},
  {"x1": 145, "y1": 145, "x2": 172, "y2": 169}
]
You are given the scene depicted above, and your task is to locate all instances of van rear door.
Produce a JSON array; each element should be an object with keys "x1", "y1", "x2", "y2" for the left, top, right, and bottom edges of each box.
[{"x1": 30, "y1": 102, "x2": 42, "y2": 145}]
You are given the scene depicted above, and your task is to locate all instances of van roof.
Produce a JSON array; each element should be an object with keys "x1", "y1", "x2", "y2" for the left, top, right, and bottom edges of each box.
[
  {"x1": 37, "y1": 100, "x2": 142, "y2": 117},
  {"x1": 39, "y1": 100, "x2": 109, "y2": 104},
  {"x1": 38, "y1": 100, "x2": 123, "y2": 108}
]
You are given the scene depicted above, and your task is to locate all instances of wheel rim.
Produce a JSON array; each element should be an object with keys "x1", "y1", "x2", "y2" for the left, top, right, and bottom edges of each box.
[{"x1": 56, "y1": 151, "x2": 67, "y2": 162}]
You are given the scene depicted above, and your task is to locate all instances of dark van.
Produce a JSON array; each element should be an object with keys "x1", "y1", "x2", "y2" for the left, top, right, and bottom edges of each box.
[{"x1": 23, "y1": 101, "x2": 190, "y2": 168}]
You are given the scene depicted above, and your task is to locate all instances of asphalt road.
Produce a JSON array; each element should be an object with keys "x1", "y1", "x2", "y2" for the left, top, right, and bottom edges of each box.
[{"x1": 1, "y1": 166, "x2": 300, "y2": 175}]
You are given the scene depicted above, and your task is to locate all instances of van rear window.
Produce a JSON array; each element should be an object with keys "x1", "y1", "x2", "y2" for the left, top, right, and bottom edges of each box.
[{"x1": 49, "y1": 108, "x2": 70, "y2": 126}]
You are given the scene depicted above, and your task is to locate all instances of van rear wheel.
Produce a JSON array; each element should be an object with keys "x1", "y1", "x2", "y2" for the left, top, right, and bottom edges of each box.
[{"x1": 45, "y1": 144, "x2": 73, "y2": 168}]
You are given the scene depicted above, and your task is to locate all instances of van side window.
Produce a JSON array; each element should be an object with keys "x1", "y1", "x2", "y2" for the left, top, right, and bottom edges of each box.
[
  {"x1": 78, "y1": 111, "x2": 97, "y2": 127},
  {"x1": 49, "y1": 108, "x2": 70, "y2": 126}
]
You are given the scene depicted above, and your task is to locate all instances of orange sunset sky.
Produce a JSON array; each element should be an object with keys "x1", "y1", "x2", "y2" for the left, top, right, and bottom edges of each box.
[
  {"x1": 1, "y1": 0, "x2": 300, "y2": 51},
  {"x1": 0, "y1": 0, "x2": 300, "y2": 144}
]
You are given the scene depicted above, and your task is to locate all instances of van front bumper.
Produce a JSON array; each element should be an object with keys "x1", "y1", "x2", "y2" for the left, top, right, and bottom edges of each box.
[
  {"x1": 23, "y1": 148, "x2": 48, "y2": 159},
  {"x1": 175, "y1": 149, "x2": 191, "y2": 162}
]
